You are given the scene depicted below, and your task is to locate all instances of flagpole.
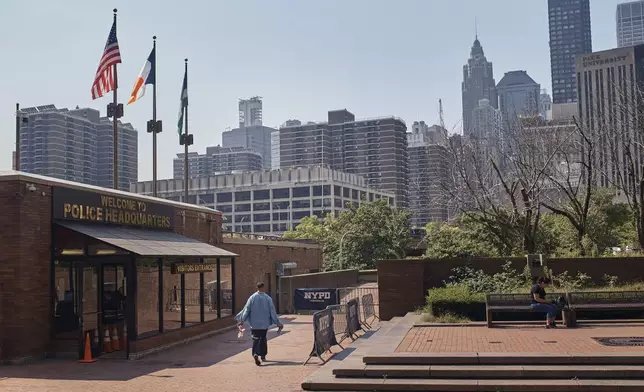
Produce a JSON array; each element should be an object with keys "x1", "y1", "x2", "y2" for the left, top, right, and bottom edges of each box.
[
  {"x1": 152, "y1": 36, "x2": 158, "y2": 197},
  {"x1": 112, "y1": 8, "x2": 119, "y2": 190},
  {"x1": 183, "y1": 58, "x2": 189, "y2": 204}
]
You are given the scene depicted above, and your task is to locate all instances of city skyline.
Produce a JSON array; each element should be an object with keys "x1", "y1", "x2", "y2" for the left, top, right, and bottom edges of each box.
[{"x1": 0, "y1": 0, "x2": 627, "y2": 182}]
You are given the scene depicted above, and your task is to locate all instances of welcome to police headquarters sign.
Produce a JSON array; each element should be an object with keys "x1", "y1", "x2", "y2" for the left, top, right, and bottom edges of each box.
[
  {"x1": 53, "y1": 187, "x2": 174, "y2": 230},
  {"x1": 294, "y1": 288, "x2": 339, "y2": 311}
]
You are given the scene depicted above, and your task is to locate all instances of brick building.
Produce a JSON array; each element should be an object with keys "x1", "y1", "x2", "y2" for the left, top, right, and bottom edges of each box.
[{"x1": 0, "y1": 171, "x2": 321, "y2": 363}]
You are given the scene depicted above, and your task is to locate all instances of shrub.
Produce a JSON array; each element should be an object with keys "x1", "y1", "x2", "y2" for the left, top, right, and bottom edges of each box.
[{"x1": 421, "y1": 312, "x2": 472, "y2": 323}]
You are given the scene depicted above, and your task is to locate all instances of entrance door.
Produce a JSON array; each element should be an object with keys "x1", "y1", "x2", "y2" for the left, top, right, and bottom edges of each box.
[
  {"x1": 52, "y1": 260, "x2": 84, "y2": 358},
  {"x1": 100, "y1": 264, "x2": 127, "y2": 358}
]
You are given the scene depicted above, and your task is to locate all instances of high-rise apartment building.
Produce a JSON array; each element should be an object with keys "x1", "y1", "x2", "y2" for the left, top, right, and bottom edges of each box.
[
  {"x1": 462, "y1": 37, "x2": 498, "y2": 136},
  {"x1": 238, "y1": 96, "x2": 263, "y2": 127},
  {"x1": 18, "y1": 105, "x2": 137, "y2": 190},
  {"x1": 576, "y1": 45, "x2": 644, "y2": 188},
  {"x1": 548, "y1": 0, "x2": 592, "y2": 104},
  {"x1": 617, "y1": 1, "x2": 644, "y2": 47},
  {"x1": 496, "y1": 70, "x2": 541, "y2": 124},
  {"x1": 279, "y1": 110, "x2": 408, "y2": 207},
  {"x1": 271, "y1": 131, "x2": 280, "y2": 169},
  {"x1": 407, "y1": 122, "x2": 451, "y2": 226},
  {"x1": 173, "y1": 146, "x2": 263, "y2": 179},
  {"x1": 222, "y1": 125, "x2": 275, "y2": 169}
]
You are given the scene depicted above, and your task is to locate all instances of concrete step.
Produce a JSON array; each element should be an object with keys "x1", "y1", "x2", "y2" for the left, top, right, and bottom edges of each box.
[
  {"x1": 303, "y1": 378, "x2": 644, "y2": 391},
  {"x1": 334, "y1": 364, "x2": 644, "y2": 379},
  {"x1": 363, "y1": 352, "x2": 644, "y2": 366}
]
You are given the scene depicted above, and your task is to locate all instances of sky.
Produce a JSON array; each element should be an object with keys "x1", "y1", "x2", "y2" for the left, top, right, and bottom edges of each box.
[{"x1": 0, "y1": 0, "x2": 626, "y2": 181}]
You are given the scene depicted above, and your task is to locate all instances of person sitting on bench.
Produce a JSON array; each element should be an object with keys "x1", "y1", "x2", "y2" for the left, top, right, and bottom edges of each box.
[{"x1": 530, "y1": 277, "x2": 558, "y2": 329}]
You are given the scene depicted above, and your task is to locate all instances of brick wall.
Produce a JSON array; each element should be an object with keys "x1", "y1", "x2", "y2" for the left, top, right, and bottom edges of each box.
[
  {"x1": 278, "y1": 269, "x2": 360, "y2": 313},
  {"x1": 0, "y1": 180, "x2": 52, "y2": 361},
  {"x1": 378, "y1": 257, "x2": 644, "y2": 320},
  {"x1": 219, "y1": 238, "x2": 323, "y2": 314}
]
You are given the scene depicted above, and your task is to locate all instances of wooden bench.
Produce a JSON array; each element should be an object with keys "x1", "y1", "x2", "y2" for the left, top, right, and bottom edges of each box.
[
  {"x1": 566, "y1": 291, "x2": 644, "y2": 327},
  {"x1": 485, "y1": 293, "x2": 567, "y2": 328}
]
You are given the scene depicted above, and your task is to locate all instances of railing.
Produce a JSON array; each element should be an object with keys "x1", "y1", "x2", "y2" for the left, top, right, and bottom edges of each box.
[
  {"x1": 338, "y1": 286, "x2": 379, "y2": 308},
  {"x1": 222, "y1": 231, "x2": 318, "y2": 244}
]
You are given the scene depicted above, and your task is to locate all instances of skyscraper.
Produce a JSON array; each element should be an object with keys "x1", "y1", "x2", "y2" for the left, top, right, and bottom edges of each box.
[
  {"x1": 222, "y1": 125, "x2": 275, "y2": 169},
  {"x1": 407, "y1": 122, "x2": 451, "y2": 226},
  {"x1": 548, "y1": 0, "x2": 592, "y2": 104},
  {"x1": 173, "y1": 146, "x2": 263, "y2": 179},
  {"x1": 462, "y1": 37, "x2": 498, "y2": 136},
  {"x1": 238, "y1": 96, "x2": 263, "y2": 127},
  {"x1": 279, "y1": 110, "x2": 409, "y2": 207},
  {"x1": 496, "y1": 70, "x2": 541, "y2": 124},
  {"x1": 18, "y1": 105, "x2": 137, "y2": 191},
  {"x1": 617, "y1": 1, "x2": 644, "y2": 47}
]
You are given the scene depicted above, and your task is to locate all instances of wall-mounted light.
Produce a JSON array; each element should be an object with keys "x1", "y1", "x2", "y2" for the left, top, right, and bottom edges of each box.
[{"x1": 60, "y1": 249, "x2": 84, "y2": 255}]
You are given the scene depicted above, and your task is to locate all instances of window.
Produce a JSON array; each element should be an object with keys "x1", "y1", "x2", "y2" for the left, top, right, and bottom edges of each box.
[
  {"x1": 273, "y1": 212, "x2": 289, "y2": 220},
  {"x1": 253, "y1": 202, "x2": 270, "y2": 211},
  {"x1": 312, "y1": 185, "x2": 322, "y2": 196},
  {"x1": 253, "y1": 189, "x2": 270, "y2": 200},
  {"x1": 293, "y1": 211, "x2": 311, "y2": 220},
  {"x1": 312, "y1": 198, "x2": 323, "y2": 207},
  {"x1": 217, "y1": 204, "x2": 233, "y2": 213},
  {"x1": 235, "y1": 214, "x2": 250, "y2": 223},
  {"x1": 186, "y1": 195, "x2": 197, "y2": 204},
  {"x1": 343, "y1": 187, "x2": 350, "y2": 198},
  {"x1": 273, "y1": 223, "x2": 288, "y2": 232},
  {"x1": 253, "y1": 213, "x2": 271, "y2": 222},
  {"x1": 292, "y1": 186, "x2": 310, "y2": 198},
  {"x1": 323, "y1": 185, "x2": 331, "y2": 195},
  {"x1": 198, "y1": 194, "x2": 214, "y2": 204},
  {"x1": 352, "y1": 189, "x2": 359, "y2": 199},
  {"x1": 235, "y1": 225, "x2": 252, "y2": 233},
  {"x1": 234, "y1": 203, "x2": 251, "y2": 212},
  {"x1": 136, "y1": 259, "x2": 159, "y2": 336},
  {"x1": 235, "y1": 191, "x2": 251, "y2": 202},
  {"x1": 162, "y1": 262, "x2": 182, "y2": 331},
  {"x1": 253, "y1": 224, "x2": 271, "y2": 233},
  {"x1": 360, "y1": 191, "x2": 366, "y2": 200},
  {"x1": 217, "y1": 192, "x2": 232, "y2": 203},
  {"x1": 334, "y1": 186, "x2": 342, "y2": 196},
  {"x1": 273, "y1": 201, "x2": 290, "y2": 209},
  {"x1": 272, "y1": 188, "x2": 290, "y2": 199},
  {"x1": 335, "y1": 198, "x2": 343, "y2": 208},
  {"x1": 293, "y1": 200, "x2": 310, "y2": 209}
]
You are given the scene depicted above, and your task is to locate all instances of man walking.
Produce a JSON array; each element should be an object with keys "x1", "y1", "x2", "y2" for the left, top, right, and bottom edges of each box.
[{"x1": 236, "y1": 282, "x2": 283, "y2": 366}]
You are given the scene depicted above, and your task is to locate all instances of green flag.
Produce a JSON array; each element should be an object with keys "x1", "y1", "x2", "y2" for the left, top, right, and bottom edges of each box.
[{"x1": 177, "y1": 68, "x2": 188, "y2": 137}]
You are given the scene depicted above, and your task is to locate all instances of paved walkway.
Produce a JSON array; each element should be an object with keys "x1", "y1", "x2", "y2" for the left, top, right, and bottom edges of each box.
[
  {"x1": 397, "y1": 323, "x2": 644, "y2": 353},
  {"x1": 0, "y1": 315, "x2": 321, "y2": 392}
]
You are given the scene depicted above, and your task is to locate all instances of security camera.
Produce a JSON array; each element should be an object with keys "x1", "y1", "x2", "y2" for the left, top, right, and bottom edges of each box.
[{"x1": 26, "y1": 184, "x2": 36, "y2": 192}]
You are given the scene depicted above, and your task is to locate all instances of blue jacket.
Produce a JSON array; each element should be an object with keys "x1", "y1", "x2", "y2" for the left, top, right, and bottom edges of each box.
[{"x1": 235, "y1": 291, "x2": 280, "y2": 330}]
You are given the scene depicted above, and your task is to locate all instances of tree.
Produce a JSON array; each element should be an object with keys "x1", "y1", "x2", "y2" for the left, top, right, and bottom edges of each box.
[
  {"x1": 284, "y1": 200, "x2": 412, "y2": 270},
  {"x1": 423, "y1": 221, "x2": 497, "y2": 258}
]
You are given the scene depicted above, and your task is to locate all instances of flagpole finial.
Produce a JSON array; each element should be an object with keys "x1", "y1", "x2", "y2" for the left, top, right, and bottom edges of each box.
[
  {"x1": 185, "y1": 58, "x2": 188, "y2": 63},
  {"x1": 153, "y1": 35, "x2": 157, "y2": 41},
  {"x1": 113, "y1": 8, "x2": 117, "y2": 14}
]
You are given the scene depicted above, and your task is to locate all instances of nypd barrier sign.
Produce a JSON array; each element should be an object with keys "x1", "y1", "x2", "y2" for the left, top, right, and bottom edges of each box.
[{"x1": 294, "y1": 288, "x2": 339, "y2": 311}]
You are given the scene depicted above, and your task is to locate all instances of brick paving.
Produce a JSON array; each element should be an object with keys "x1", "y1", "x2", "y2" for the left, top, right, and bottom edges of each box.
[
  {"x1": 0, "y1": 315, "x2": 322, "y2": 392},
  {"x1": 396, "y1": 324, "x2": 644, "y2": 353}
]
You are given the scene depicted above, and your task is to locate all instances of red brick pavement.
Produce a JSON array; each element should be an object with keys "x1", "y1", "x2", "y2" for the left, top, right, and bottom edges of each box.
[
  {"x1": 396, "y1": 324, "x2": 644, "y2": 353},
  {"x1": 0, "y1": 315, "x2": 328, "y2": 392}
]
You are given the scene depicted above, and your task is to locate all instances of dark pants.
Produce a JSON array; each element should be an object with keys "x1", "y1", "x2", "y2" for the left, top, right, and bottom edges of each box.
[
  {"x1": 531, "y1": 303, "x2": 558, "y2": 319},
  {"x1": 251, "y1": 329, "x2": 268, "y2": 357}
]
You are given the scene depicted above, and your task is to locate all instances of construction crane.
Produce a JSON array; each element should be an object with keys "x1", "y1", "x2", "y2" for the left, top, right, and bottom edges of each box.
[{"x1": 438, "y1": 99, "x2": 448, "y2": 142}]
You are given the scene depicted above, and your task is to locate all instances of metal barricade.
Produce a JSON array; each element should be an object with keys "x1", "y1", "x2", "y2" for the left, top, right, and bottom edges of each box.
[
  {"x1": 361, "y1": 293, "x2": 380, "y2": 328},
  {"x1": 325, "y1": 304, "x2": 349, "y2": 343}
]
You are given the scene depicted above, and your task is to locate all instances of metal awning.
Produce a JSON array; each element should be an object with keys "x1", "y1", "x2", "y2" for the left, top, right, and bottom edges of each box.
[{"x1": 56, "y1": 221, "x2": 237, "y2": 257}]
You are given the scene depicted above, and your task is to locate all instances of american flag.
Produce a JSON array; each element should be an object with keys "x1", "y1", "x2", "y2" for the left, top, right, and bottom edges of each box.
[{"x1": 91, "y1": 20, "x2": 121, "y2": 100}]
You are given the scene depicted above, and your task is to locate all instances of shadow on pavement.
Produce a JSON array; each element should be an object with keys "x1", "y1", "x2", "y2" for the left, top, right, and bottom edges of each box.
[{"x1": 0, "y1": 326, "x2": 298, "y2": 382}]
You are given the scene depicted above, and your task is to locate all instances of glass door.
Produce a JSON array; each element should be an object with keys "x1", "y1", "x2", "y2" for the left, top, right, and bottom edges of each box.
[
  {"x1": 52, "y1": 260, "x2": 83, "y2": 358},
  {"x1": 101, "y1": 264, "x2": 127, "y2": 358}
]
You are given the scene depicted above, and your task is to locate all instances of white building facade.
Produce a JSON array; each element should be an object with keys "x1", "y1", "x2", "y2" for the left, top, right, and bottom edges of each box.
[
  {"x1": 617, "y1": 1, "x2": 644, "y2": 47},
  {"x1": 132, "y1": 166, "x2": 395, "y2": 235}
]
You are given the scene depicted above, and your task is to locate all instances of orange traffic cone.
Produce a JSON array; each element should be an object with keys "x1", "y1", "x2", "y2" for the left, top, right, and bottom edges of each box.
[
  {"x1": 103, "y1": 328, "x2": 113, "y2": 353},
  {"x1": 121, "y1": 325, "x2": 127, "y2": 351},
  {"x1": 92, "y1": 328, "x2": 99, "y2": 348},
  {"x1": 111, "y1": 325, "x2": 121, "y2": 351},
  {"x1": 78, "y1": 332, "x2": 97, "y2": 363}
]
